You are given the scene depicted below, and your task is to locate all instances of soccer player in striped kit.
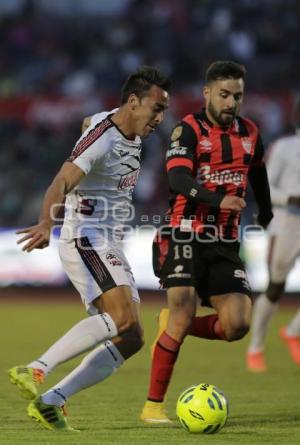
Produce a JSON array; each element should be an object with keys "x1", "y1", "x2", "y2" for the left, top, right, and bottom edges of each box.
[
  {"x1": 247, "y1": 99, "x2": 300, "y2": 372},
  {"x1": 9, "y1": 66, "x2": 170, "y2": 431},
  {"x1": 141, "y1": 61, "x2": 273, "y2": 423}
]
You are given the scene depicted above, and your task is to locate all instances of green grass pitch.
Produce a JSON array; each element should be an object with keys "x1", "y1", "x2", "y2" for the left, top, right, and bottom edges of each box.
[{"x1": 0, "y1": 297, "x2": 299, "y2": 445}]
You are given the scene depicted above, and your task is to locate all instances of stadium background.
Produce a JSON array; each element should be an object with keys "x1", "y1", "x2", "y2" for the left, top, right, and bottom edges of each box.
[
  {"x1": 0, "y1": 0, "x2": 299, "y2": 291},
  {"x1": 0, "y1": 2, "x2": 299, "y2": 444}
]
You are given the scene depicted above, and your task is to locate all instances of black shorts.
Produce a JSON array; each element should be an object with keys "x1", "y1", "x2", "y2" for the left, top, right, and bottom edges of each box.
[{"x1": 153, "y1": 229, "x2": 252, "y2": 307}]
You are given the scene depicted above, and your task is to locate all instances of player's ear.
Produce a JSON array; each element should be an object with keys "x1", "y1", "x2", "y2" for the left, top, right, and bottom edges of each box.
[
  {"x1": 203, "y1": 85, "x2": 210, "y2": 102},
  {"x1": 128, "y1": 94, "x2": 140, "y2": 111}
]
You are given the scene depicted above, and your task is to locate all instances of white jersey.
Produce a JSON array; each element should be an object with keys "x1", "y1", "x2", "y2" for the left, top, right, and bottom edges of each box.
[
  {"x1": 60, "y1": 109, "x2": 142, "y2": 241},
  {"x1": 267, "y1": 130, "x2": 300, "y2": 234}
]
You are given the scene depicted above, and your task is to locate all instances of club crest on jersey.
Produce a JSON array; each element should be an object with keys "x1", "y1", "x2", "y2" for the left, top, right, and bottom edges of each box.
[
  {"x1": 241, "y1": 138, "x2": 252, "y2": 154},
  {"x1": 106, "y1": 252, "x2": 122, "y2": 266},
  {"x1": 118, "y1": 168, "x2": 140, "y2": 190}
]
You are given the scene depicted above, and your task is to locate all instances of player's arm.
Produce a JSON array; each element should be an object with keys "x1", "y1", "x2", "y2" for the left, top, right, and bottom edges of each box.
[
  {"x1": 166, "y1": 122, "x2": 245, "y2": 211},
  {"x1": 248, "y1": 133, "x2": 273, "y2": 228},
  {"x1": 17, "y1": 162, "x2": 85, "y2": 252}
]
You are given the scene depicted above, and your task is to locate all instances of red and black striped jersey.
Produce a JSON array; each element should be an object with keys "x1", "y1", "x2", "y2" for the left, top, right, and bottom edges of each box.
[{"x1": 165, "y1": 110, "x2": 265, "y2": 239}]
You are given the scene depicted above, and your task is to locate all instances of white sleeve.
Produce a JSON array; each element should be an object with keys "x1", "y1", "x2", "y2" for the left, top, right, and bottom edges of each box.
[
  {"x1": 267, "y1": 141, "x2": 288, "y2": 206},
  {"x1": 90, "y1": 113, "x2": 104, "y2": 127},
  {"x1": 69, "y1": 127, "x2": 113, "y2": 175}
]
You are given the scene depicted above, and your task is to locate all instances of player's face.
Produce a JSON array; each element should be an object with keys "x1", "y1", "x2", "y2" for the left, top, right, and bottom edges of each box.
[
  {"x1": 203, "y1": 78, "x2": 244, "y2": 127},
  {"x1": 133, "y1": 85, "x2": 169, "y2": 137}
]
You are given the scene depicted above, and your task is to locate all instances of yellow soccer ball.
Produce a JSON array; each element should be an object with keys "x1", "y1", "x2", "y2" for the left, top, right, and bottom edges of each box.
[{"x1": 176, "y1": 383, "x2": 229, "y2": 433}]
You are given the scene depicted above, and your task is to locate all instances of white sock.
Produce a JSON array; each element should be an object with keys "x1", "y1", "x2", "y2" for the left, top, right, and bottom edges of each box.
[
  {"x1": 248, "y1": 293, "x2": 279, "y2": 353},
  {"x1": 27, "y1": 313, "x2": 118, "y2": 376},
  {"x1": 42, "y1": 340, "x2": 124, "y2": 406},
  {"x1": 286, "y1": 309, "x2": 300, "y2": 337}
]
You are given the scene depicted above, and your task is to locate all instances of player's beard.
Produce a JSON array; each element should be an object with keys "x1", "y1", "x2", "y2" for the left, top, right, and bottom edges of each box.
[{"x1": 208, "y1": 101, "x2": 236, "y2": 127}]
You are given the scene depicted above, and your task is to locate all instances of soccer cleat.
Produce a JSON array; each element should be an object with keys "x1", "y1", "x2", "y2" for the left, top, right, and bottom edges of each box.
[
  {"x1": 279, "y1": 326, "x2": 300, "y2": 365},
  {"x1": 140, "y1": 400, "x2": 172, "y2": 424},
  {"x1": 27, "y1": 396, "x2": 78, "y2": 431},
  {"x1": 246, "y1": 351, "x2": 267, "y2": 373},
  {"x1": 150, "y1": 308, "x2": 170, "y2": 358},
  {"x1": 8, "y1": 366, "x2": 45, "y2": 400}
]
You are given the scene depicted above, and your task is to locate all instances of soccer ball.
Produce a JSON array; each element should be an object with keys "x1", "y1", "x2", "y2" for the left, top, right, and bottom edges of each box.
[{"x1": 176, "y1": 383, "x2": 229, "y2": 434}]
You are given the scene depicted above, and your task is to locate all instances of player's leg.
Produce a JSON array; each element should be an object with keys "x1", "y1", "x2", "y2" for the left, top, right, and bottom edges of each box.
[
  {"x1": 277, "y1": 215, "x2": 300, "y2": 364},
  {"x1": 246, "y1": 281, "x2": 283, "y2": 372},
  {"x1": 27, "y1": 237, "x2": 144, "y2": 430},
  {"x1": 40, "y1": 296, "x2": 143, "y2": 407},
  {"x1": 9, "y1": 238, "x2": 140, "y2": 400},
  {"x1": 247, "y1": 218, "x2": 300, "y2": 370},
  {"x1": 280, "y1": 306, "x2": 300, "y2": 365},
  {"x1": 28, "y1": 285, "x2": 143, "y2": 431},
  {"x1": 210, "y1": 292, "x2": 252, "y2": 341},
  {"x1": 247, "y1": 235, "x2": 280, "y2": 371},
  {"x1": 141, "y1": 229, "x2": 197, "y2": 423},
  {"x1": 150, "y1": 295, "x2": 225, "y2": 358},
  {"x1": 141, "y1": 285, "x2": 196, "y2": 423},
  {"x1": 186, "y1": 242, "x2": 251, "y2": 343}
]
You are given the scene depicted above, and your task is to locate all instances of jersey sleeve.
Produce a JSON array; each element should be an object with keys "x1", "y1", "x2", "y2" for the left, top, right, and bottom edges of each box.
[
  {"x1": 165, "y1": 121, "x2": 197, "y2": 172},
  {"x1": 251, "y1": 133, "x2": 265, "y2": 166},
  {"x1": 90, "y1": 113, "x2": 104, "y2": 126},
  {"x1": 68, "y1": 120, "x2": 113, "y2": 175},
  {"x1": 267, "y1": 140, "x2": 288, "y2": 206}
]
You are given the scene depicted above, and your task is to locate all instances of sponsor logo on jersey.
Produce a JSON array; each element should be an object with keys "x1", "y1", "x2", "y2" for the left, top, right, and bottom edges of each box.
[
  {"x1": 241, "y1": 138, "x2": 252, "y2": 154},
  {"x1": 197, "y1": 165, "x2": 244, "y2": 186},
  {"x1": 166, "y1": 146, "x2": 188, "y2": 158},
  {"x1": 106, "y1": 252, "x2": 122, "y2": 266},
  {"x1": 234, "y1": 269, "x2": 247, "y2": 279},
  {"x1": 118, "y1": 168, "x2": 140, "y2": 189},
  {"x1": 199, "y1": 139, "x2": 212, "y2": 149},
  {"x1": 174, "y1": 265, "x2": 184, "y2": 273},
  {"x1": 234, "y1": 269, "x2": 251, "y2": 290}
]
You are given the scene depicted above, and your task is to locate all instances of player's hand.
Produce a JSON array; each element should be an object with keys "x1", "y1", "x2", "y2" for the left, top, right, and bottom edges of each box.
[
  {"x1": 16, "y1": 220, "x2": 51, "y2": 252},
  {"x1": 81, "y1": 116, "x2": 92, "y2": 133},
  {"x1": 219, "y1": 195, "x2": 246, "y2": 211}
]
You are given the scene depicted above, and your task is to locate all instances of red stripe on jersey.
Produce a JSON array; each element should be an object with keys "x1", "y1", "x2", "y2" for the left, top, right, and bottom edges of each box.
[
  {"x1": 166, "y1": 158, "x2": 193, "y2": 171},
  {"x1": 69, "y1": 118, "x2": 112, "y2": 161}
]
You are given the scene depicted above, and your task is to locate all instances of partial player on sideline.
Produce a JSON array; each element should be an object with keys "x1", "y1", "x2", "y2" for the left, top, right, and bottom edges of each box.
[{"x1": 247, "y1": 98, "x2": 300, "y2": 372}]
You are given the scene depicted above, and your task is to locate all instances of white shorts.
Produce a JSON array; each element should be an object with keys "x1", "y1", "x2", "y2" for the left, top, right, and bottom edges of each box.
[
  {"x1": 59, "y1": 235, "x2": 140, "y2": 315},
  {"x1": 269, "y1": 213, "x2": 300, "y2": 283}
]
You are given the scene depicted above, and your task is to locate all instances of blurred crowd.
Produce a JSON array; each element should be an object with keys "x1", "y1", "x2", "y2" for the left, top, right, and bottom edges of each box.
[{"x1": 0, "y1": 0, "x2": 299, "y2": 226}]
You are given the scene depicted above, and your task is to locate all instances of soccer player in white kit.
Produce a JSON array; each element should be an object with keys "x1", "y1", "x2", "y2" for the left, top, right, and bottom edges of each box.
[
  {"x1": 9, "y1": 66, "x2": 170, "y2": 430},
  {"x1": 247, "y1": 99, "x2": 300, "y2": 372}
]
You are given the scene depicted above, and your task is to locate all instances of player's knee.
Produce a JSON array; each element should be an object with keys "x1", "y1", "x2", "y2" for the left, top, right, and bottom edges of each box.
[
  {"x1": 112, "y1": 310, "x2": 137, "y2": 334},
  {"x1": 126, "y1": 326, "x2": 144, "y2": 356},
  {"x1": 132, "y1": 329, "x2": 145, "y2": 353},
  {"x1": 266, "y1": 282, "x2": 285, "y2": 303},
  {"x1": 225, "y1": 320, "x2": 250, "y2": 342}
]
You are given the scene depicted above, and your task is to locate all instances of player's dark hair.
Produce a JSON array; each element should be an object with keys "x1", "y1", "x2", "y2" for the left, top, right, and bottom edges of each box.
[
  {"x1": 121, "y1": 66, "x2": 171, "y2": 104},
  {"x1": 205, "y1": 61, "x2": 246, "y2": 84}
]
